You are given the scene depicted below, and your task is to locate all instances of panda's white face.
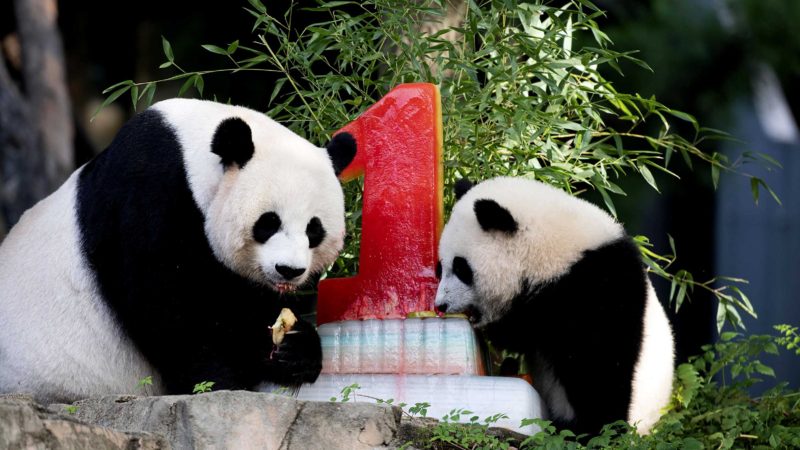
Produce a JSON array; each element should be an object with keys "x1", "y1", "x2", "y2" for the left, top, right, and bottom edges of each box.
[
  {"x1": 153, "y1": 99, "x2": 355, "y2": 294},
  {"x1": 435, "y1": 177, "x2": 623, "y2": 327},
  {"x1": 207, "y1": 154, "x2": 345, "y2": 293}
]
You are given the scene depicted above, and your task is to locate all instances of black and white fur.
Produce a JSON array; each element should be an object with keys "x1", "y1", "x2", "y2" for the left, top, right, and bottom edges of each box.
[
  {"x1": 435, "y1": 177, "x2": 674, "y2": 435},
  {"x1": 0, "y1": 99, "x2": 356, "y2": 403}
]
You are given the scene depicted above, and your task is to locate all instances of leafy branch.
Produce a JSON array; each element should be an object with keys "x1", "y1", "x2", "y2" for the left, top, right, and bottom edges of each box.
[{"x1": 98, "y1": 0, "x2": 781, "y2": 330}]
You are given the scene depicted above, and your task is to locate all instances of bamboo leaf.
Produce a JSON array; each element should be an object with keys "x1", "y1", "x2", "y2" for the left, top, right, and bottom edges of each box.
[
  {"x1": 93, "y1": 86, "x2": 131, "y2": 119},
  {"x1": 247, "y1": 0, "x2": 266, "y2": 13},
  {"x1": 162, "y1": 36, "x2": 174, "y2": 62},
  {"x1": 638, "y1": 163, "x2": 659, "y2": 192},
  {"x1": 596, "y1": 186, "x2": 617, "y2": 218},
  {"x1": 750, "y1": 177, "x2": 760, "y2": 205},
  {"x1": 711, "y1": 162, "x2": 720, "y2": 190},
  {"x1": 716, "y1": 302, "x2": 727, "y2": 332},
  {"x1": 666, "y1": 109, "x2": 699, "y2": 133},
  {"x1": 143, "y1": 82, "x2": 157, "y2": 108},
  {"x1": 179, "y1": 75, "x2": 196, "y2": 97},
  {"x1": 202, "y1": 44, "x2": 228, "y2": 55},
  {"x1": 131, "y1": 85, "x2": 139, "y2": 111},
  {"x1": 102, "y1": 80, "x2": 134, "y2": 94}
]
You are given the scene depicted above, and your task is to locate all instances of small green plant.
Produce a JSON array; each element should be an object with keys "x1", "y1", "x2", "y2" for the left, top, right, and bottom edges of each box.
[
  {"x1": 192, "y1": 381, "x2": 215, "y2": 394},
  {"x1": 330, "y1": 382, "x2": 361, "y2": 402},
  {"x1": 330, "y1": 383, "x2": 434, "y2": 419},
  {"x1": 137, "y1": 375, "x2": 153, "y2": 389},
  {"x1": 430, "y1": 409, "x2": 513, "y2": 449},
  {"x1": 270, "y1": 386, "x2": 291, "y2": 396},
  {"x1": 63, "y1": 405, "x2": 79, "y2": 415},
  {"x1": 407, "y1": 401, "x2": 431, "y2": 418}
]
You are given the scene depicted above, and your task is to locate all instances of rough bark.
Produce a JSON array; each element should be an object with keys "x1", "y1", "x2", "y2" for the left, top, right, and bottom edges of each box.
[
  {"x1": 14, "y1": 0, "x2": 74, "y2": 185},
  {"x1": 0, "y1": 46, "x2": 48, "y2": 235},
  {"x1": 0, "y1": 0, "x2": 73, "y2": 236}
]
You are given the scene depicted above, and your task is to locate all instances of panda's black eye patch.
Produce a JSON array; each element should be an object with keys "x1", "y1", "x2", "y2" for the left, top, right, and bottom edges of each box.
[
  {"x1": 253, "y1": 212, "x2": 281, "y2": 243},
  {"x1": 452, "y1": 256, "x2": 473, "y2": 286},
  {"x1": 306, "y1": 217, "x2": 326, "y2": 248},
  {"x1": 435, "y1": 261, "x2": 442, "y2": 279}
]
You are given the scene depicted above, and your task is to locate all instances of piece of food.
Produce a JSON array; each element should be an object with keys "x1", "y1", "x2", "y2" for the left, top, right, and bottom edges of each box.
[
  {"x1": 271, "y1": 308, "x2": 298, "y2": 346},
  {"x1": 406, "y1": 311, "x2": 438, "y2": 318}
]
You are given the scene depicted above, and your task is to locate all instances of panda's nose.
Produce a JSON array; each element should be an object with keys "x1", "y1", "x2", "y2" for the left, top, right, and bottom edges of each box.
[
  {"x1": 276, "y1": 265, "x2": 306, "y2": 280},
  {"x1": 436, "y1": 302, "x2": 449, "y2": 313}
]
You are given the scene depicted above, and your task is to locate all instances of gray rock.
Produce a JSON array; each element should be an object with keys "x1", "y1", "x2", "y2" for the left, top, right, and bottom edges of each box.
[
  {"x1": 282, "y1": 400, "x2": 401, "y2": 450},
  {"x1": 0, "y1": 390, "x2": 527, "y2": 449},
  {"x1": 0, "y1": 395, "x2": 169, "y2": 450},
  {"x1": 50, "y1": 390, "x2": 403, "y2": 450}
]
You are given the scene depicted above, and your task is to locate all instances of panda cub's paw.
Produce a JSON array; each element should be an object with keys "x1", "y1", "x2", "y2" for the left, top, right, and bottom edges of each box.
[{"x1": 264, "y1": 318, "x2": 323, "y2": 386}]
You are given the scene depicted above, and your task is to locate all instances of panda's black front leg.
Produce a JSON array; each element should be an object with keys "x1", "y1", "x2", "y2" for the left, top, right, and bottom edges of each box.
[{"x1": 262, "y1": 317, "x2": 322, "y2": 386}]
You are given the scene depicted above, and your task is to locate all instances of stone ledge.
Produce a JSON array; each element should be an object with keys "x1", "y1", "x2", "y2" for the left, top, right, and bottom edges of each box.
[
  {"x1": 2, "y1": 390, "x2": 524, "y2": 449},
  {"x1": 0, "y1": 394, "x2": 168, "y2": 450},
  {"x1": 48, "y1": 390, "x2": 402, "y2": 450}
]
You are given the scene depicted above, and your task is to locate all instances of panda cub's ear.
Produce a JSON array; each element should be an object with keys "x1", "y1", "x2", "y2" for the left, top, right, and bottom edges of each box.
[
  {"x1": 325, "y1": 132, "x2": 357, "y2": 176},
  {"x1": 474, "y1": 199, "x2": 518, "y2": 234},
  {"x1": 454, "y1": 178, "x2": 474, "y2": 200},
  {"x1": 212, "y1": 117, "x2": 255, "y2": 169}
]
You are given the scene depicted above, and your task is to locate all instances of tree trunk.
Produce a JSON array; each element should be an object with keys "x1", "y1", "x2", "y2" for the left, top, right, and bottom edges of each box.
[
  {"x1": 0, "y1": 51, "x2": 47, "y2": 236},
  {"x1": 0, "y1": 0, "x2": 73, "y2": 237}
]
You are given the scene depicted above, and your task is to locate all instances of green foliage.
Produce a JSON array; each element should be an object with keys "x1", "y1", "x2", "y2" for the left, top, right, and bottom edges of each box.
[
  {"x1": 137, "y1": 375, "x2": 153, "y2": 389},
  {"x1": 775, "y1": 325, "x2": 800, "y2": 356},
  {"x1": 409, "y1": 401, "x2": 431, "y2": 418},
  {"x1": 330, "y1": 382, "x2": 361, "y2": 402},
  {"x1": 652, "y1": 330, "x2": 800, "y2": 449},
  {"x1": 329, "y1": 382, "x2": 431, "y2": 417},
  {"x1": 101, "y1": 0, "x2": 780, "y2": 331},
  {"x1": 63, "y1": 405, "x2": 79, "y2": 415},
  {"x1": 192, "y1": 381, "x2": 215, "y2": 394},
  {"x1": 378, "y1": 327, "x2": 799, "y2": 449},
  {"x1": 430, "y1": 410, "x2": 513, "y2": 449}
]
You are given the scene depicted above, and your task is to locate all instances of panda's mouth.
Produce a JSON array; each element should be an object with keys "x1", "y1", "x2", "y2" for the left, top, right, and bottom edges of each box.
[
  {"x1": 464, "y1": 305, "x2": 483, "y2": 325},
  {"x1": 274, "y1": 282, "x2": 298, "y2": 294},
  {"x1": 263, "y1": 279, "x2": 299, "y2": 295}
]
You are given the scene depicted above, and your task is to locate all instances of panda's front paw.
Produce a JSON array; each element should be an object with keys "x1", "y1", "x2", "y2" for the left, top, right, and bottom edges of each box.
[{"x1": 264, "y1": 318, "x2": 322, "y2": 385}]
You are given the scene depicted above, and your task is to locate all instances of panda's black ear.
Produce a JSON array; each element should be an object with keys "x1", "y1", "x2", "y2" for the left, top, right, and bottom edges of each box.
[
  {"x1": 326, "y1": 132, "x2": 357, "y2": 176},
  {"x1": 212, "y1": 117, "x2": 254, "y2": 169},
  {"x1": 474, "y1": 199, "x2": 518, "y2": 234},
  {"x1": 454, "y1": 178, "x2": 474, "y2": 200}
]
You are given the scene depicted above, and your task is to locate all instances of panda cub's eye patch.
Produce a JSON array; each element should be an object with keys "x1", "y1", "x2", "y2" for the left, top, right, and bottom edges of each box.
[
  {"x1": 253, "y1": 212, "x2": 281, "y2": 243},
  {"x1": 435, "y1": 261, "x2": 442, "y2": 279},
  {"x1": 452, "y1": 256, "x2": 473, "y2": 286},
  {"x1": 306, "y1": 217, "x2": 326, "y2": 248}
]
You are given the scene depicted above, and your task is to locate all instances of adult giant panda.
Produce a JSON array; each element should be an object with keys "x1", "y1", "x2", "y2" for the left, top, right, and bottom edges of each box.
[
  {"x1": 434, "y1": 177, "x2": 674, "y2": 435},
  {"x1": 0, "y1": 99, "x2": 356, "y2": 403}
]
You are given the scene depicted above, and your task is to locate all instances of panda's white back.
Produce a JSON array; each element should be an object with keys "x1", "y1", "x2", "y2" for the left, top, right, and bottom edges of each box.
[{"x1": 0, "y1": 171, "x2": 163, "y2": 402}]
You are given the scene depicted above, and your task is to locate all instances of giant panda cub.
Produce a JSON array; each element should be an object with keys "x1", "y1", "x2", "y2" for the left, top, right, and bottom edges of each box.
[
  {"x1": 0, "y1": 99, "x2": 356, "y2": 403},
  {"x1": 434, "y1": 177, "x2": 674, "y2": 435}
]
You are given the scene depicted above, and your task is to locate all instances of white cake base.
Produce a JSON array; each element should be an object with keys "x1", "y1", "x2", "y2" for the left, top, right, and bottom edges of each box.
[{"x1": 293, "y1": 374, "x2": 544, "y2": 434}]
